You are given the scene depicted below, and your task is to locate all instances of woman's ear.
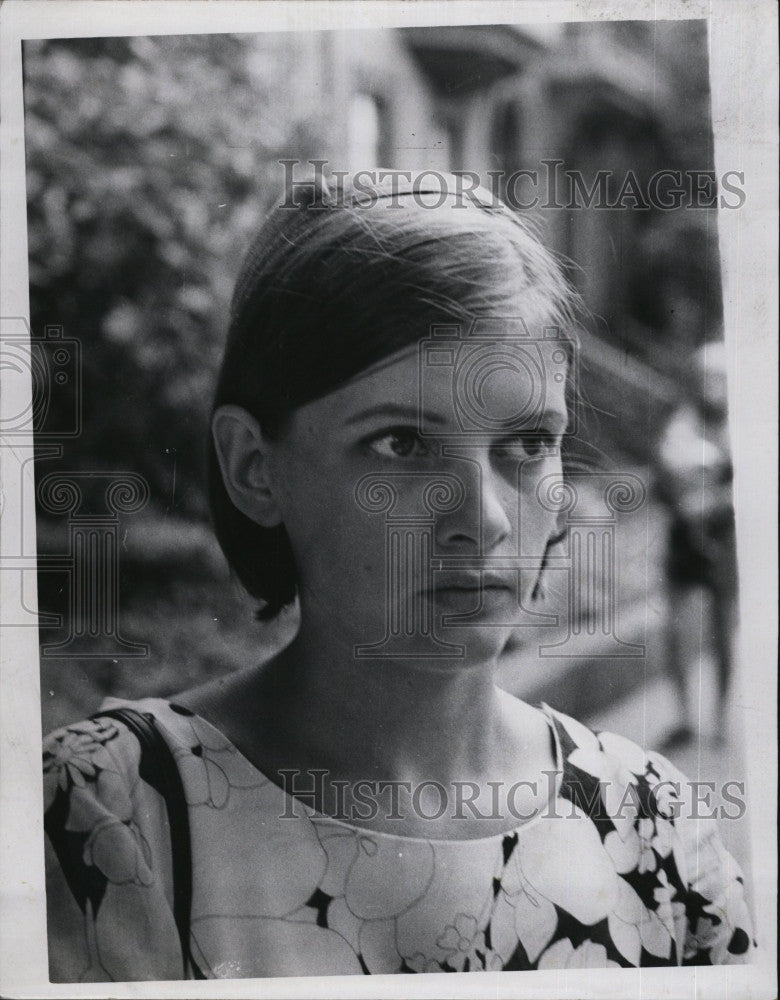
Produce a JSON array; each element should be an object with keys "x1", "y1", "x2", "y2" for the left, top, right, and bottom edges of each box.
[{"x1": 211, "y1": 405, "x2": 283, "y2": 528}]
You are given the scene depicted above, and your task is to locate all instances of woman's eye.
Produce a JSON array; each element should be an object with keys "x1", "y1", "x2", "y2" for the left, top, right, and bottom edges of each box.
[
  {"x1": 504, "y1": 432, "x2": 561, "y2": 457},
  {"x1": 367, "y1": 429, "x2": 433, "y2": 459}
]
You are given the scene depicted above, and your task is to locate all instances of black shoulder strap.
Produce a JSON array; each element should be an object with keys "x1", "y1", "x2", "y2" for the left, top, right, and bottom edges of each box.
[{"x1": 94, "y1": 707, "x2": 192, "y2": 977}]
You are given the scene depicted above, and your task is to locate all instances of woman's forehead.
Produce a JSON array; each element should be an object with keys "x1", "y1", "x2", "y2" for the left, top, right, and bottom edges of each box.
[
  {"x1": 298, "y1": 335, "x2": 569, "y2": 428},
  {"x1": 341, "y1": 317, "x2": 569, "y2": 379}
]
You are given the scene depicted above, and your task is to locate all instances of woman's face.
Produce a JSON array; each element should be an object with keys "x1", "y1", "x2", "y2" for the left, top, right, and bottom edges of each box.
[{"x1": 262, "y1": 334, "x2": 569, "y2": 665}]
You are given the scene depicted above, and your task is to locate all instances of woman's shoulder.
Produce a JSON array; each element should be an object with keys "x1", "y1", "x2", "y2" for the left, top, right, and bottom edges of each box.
[
  {"x1": 43, "y1": 697, "x2": 199, "y2": 824},
  {"x1": 541, "y1": 704, "x2": 755, "y2": 965},
  {"x1": 542, "y1": 703, "x2": 715, "y2": 844},
  {"x1": 43, "y1": 711, "x2": 144, "y2": 817},
  {"x1": 43, "y1": 702, "x2": 189, "y2": 981},
  {"x1": 542, "y1": 703, "x2": 687, "y2": 789}
]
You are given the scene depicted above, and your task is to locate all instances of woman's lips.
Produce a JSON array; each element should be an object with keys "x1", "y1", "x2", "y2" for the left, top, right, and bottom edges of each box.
[{"x1": 422, "y1": 573, "x2": 517, "y2": 595}]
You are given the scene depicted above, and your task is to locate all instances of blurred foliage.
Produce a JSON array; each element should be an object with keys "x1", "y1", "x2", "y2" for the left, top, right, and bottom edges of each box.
[
  {"x1": 25, "y1": 33, "x2": 323, "y2": 520},
  {"x1": 25, "y1": 34, "x2": 322, "y2": 725}
]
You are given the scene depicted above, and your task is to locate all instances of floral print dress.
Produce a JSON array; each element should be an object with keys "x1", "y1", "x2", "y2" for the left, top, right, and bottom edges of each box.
[{"x1": 43, "y1": 699, "x2": 754, "y2": 981}]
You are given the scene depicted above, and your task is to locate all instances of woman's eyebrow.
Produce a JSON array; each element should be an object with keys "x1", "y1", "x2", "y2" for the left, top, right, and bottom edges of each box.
[
  {"x1": 473, "y1": 409, "x2": 569, "y2": 435},
  {"x1": 533, "y1": 409, "x2": 568, "y2": 434},
  {"x1": 345, "y1": 403, "x2": 448, "y2": 427}
]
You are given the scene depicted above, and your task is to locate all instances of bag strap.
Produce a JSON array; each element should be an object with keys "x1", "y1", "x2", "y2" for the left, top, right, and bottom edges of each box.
[{"x1": 94, "y1": 707, "x2": 192, "y2": 977}]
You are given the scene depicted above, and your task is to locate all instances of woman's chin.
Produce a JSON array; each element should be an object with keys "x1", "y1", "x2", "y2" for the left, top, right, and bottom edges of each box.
[{"x1": 434, "y1": 619, "x2": 512, "y2": 665}]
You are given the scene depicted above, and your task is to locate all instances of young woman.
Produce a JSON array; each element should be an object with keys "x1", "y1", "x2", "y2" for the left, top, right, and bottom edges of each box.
[{"x1": 43, "y1": 174, "x2": 753, "y2": 981}]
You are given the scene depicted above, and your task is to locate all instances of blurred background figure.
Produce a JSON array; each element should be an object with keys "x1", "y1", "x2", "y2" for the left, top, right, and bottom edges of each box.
[{"x1": 655, "y1": 340, "x2": 736, "y2": 750}]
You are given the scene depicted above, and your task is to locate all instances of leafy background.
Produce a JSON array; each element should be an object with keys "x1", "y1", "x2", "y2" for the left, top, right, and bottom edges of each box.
[{"x1": 26, "y1": 34, "x2": 310, "y2": 730}]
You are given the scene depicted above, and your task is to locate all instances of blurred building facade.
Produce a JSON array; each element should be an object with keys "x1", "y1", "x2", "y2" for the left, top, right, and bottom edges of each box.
[
  {"x1": 255, "y1": 21, "x2": 733, "y2": 736},
  {"x1": 263, "y1": 20, "x2": 722, "y2": 462}
]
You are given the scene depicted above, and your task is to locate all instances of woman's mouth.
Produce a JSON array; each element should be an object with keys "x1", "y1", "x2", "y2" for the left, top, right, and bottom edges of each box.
[{"x1": 422, "y1": 573, "x2": 517, "y2": 596}]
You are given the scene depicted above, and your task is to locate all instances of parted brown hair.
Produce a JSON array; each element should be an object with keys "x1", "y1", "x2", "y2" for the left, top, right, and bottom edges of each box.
[{"x1": 209, "y1": 172, "x2": 579, "y2": 618}]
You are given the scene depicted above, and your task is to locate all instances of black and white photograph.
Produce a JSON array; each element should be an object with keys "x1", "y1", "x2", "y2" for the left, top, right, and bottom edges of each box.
[{"x1": 0, "y1": 1, "x2": 776, "y2": 997}]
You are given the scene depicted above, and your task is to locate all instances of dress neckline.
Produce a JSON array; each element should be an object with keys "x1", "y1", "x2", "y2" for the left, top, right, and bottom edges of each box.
[{"x1": 113, "y1": 696, "x2": 566, "y2": 846}]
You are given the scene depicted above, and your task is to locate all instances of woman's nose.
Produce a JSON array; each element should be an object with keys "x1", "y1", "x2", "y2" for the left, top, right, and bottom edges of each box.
[
  {"x1": 436, "y1": 457, "x2": 513, "y2": 553},
  {"x1": 480, "y1": 470, "x2": 514, "y2": 551}
]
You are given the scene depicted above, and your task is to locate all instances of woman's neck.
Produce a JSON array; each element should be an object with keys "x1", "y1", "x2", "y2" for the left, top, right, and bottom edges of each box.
[
  {"x1": 273, "y1": 624, "x2": 509, "y2": 787},
  {"x1": 177, "y1": 622, "x2": 556, "y2": 837}
]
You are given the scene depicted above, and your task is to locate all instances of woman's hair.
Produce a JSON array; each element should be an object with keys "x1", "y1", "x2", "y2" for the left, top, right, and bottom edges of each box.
[{"x1": 210, "y1": 172, "x2": 580, "y2": 617}]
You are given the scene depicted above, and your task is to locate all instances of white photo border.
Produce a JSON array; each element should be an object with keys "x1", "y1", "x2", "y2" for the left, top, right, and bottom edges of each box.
[{"x1": 1, "y1": 1, "x2": 776, "y2": 997}]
